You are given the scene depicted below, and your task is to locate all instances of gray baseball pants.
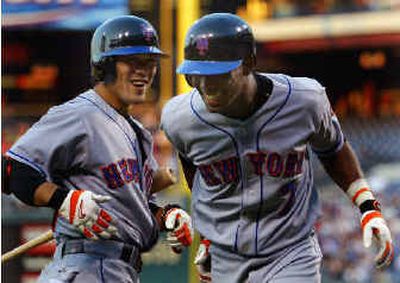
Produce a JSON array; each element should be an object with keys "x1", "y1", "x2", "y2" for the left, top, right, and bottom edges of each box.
[
  {"x1": 37, "y1": 238, "x2": 141, "y2": 283},
  {"x1": 210, "y1": 231, "x2": 323, "y2": 283}
]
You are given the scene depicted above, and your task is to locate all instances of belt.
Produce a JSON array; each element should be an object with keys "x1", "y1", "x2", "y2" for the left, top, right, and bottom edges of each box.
[{"x1": 61, "y1": 239, "x2": 142, "y2": 272}]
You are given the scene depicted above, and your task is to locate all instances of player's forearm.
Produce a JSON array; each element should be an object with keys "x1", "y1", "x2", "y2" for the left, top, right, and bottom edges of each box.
[
  {"x1": 319, "y1": 142, "x2": 393, "y2": 268},
  {"x1": 318, "y1": 141, "x2": 364, "y2": 192},
  {"x1": 33, "y1": 182, "x2": 60, "y2": 206},
  {"x1": 21, "y1": 180, "x2": 68, "y2": 209}
]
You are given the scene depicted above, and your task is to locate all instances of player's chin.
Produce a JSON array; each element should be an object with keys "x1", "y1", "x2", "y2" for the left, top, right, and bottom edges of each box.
[
  {"x1": 205, "y1": 104, "x2": 224, "y2": 113},
  {"x1": 123, "y1": 92, "x2": 146, "y2": 104},
  {"x1": 203, "y1": 98, "x2": 223, "y2": 112},
  {"x1": 132, "y1": 87, "x2": 148, "y2": 100}
]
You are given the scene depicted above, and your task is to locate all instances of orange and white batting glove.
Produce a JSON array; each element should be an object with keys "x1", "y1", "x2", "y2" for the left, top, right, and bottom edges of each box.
[
  {"x1": 194, "y1": 239, "x2": 212, "y2": 283},
  {"x1": 59, "y1": 190, "x2": 118, "y2": 240},
  {"x1": 164, "y1": 207, "x2": 193, "y2": 253},
  {"x1": 347, "y1": 179, "x2": 394, "y2": 269}
]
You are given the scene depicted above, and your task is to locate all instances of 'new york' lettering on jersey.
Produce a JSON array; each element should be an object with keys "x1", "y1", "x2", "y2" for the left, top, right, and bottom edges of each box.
[
  {"x1": 161, "y1": 73, "x2": 344, "y2": 256},
  {"x1": 101, "y1": 158, "x2": 154, "y2": 191},
  {"x1": 199, "y1": 151, "x2": 305, "y2": 186}
]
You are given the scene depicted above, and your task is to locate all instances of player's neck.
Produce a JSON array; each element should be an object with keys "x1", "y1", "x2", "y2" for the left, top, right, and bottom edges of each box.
[
  {"x1": 245, "y1": 73, "x2": 259, "y2": 116},
  {"x1": 225, "y1": 74, "x2": 258, "y2": 120}
]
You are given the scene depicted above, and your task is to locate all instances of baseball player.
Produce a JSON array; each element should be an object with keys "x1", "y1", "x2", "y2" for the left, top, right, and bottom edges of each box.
[
  {"x1": 4, "y1": 15, "x2": 193, "y2": 282},
  {"x1": 161, "y1": 13, "x2": 394, "y2": 283}
]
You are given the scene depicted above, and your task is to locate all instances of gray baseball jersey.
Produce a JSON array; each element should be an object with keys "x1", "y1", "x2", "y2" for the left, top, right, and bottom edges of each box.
[
  {"x1": 7, "y1": 89, "x2": 159, "y2": 251},
  {"x1": 161, "y1": 73, "x2": 344, "y2": 256}
]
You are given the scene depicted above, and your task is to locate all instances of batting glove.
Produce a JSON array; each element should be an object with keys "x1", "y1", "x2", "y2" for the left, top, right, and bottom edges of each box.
[
  {"x1": 164, "y1": 208, "x2": 193, "y2": 253},
  {"x1": 59, "y1": 190, "x2": 118, "y2": 240},
  {"x1": 361, "y1": 211, "x2": 394, "y2": 269},
  {"x1": 194, "y1": 239, "x2": 212, "y2": 283},
  {"x1": 347, "y1": 179, "x2": 394, "y2": 269}
]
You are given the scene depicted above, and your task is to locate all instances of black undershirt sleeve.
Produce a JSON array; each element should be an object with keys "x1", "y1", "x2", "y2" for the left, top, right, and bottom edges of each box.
[
  {"x1": 3, "y1": 156, "x2": 47, "y2": 206},
  {"x1": 3, "y1": 156, "x2": 69, "y2": 209}
]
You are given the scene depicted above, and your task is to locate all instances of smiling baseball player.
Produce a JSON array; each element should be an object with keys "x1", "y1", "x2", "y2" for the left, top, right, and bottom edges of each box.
[
  {"x1": 4, "y1": 15, "x2": 193, "y2": 282},
  {"x1": 161, "y1": 13, "x2": 394, "y2": 283}
]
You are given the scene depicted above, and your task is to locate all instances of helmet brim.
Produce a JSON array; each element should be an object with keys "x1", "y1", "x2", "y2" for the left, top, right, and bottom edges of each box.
[
  {"x1": 102, "y1": 46, "x2": 167, "y2": 57},
  {"x1": 176, "y1": 59, "x2": 242, "y2": 75}
]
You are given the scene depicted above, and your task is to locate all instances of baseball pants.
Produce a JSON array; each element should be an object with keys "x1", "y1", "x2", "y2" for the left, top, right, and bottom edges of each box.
[
  {"x1": 37, "y1": 239, "x2": 141, "y2": 283},
  {"x1": 211, "y1": 231, "x2": 323, "y2": 283}
]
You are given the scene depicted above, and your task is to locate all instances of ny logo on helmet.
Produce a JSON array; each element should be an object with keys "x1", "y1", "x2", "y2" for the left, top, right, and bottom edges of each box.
[
  {"x1": 141, "y1": 24, "x2": 154, "y2": 43},
  {"x1": 195, "y1": 37, "x2": 209, "y2": 56}
]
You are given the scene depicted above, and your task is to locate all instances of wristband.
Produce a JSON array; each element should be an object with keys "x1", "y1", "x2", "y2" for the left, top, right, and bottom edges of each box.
[
  {"x1": 346, "y1": 179, "x2": 375, "y2": 207},
  {"x1": 48, "y1": 187, "x2": 70, "y2": 210},
  {"x1": 359, "y1": 199, "x2": 381, "y2": 214},
  {"x1": 346, "y1": 178, "x2": 381, "y2": 214},
  {"x1": 149, "y1": 202, "x2": 161, "y2": 215}
]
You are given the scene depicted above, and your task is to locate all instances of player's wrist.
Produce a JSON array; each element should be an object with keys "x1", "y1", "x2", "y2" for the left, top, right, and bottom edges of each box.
[
  {"x1": 346, "y1": 178, "x2": 374, "y2": 206},
  {"x1": 346, "y1": 178, "x2": 381, "y2": 214},
  {"x1": 359, "y1": 199, "x2": 381, "y2": 214},
  {"x1": 48, "y1": 186, "x2": 70, "y2": 210}
]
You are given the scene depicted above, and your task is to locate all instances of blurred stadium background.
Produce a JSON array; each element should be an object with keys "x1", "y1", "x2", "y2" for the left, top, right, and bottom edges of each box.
[{"x1": 2, "y1": 0, "x2": 400, "y2": 282}]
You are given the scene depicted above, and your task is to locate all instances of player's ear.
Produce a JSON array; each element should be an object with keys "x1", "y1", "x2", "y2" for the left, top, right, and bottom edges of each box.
[{"x1": 242, "y1": 54, "x2": 256, "y2": 76}]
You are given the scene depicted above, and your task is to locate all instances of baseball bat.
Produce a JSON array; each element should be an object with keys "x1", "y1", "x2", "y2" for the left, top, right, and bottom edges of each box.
[
  {"x1": 2, "y1": 168, "x2": 177, "y2": 263},
  {"x1": 2, "y1": 229, "x2": 54, "y2": 263}
]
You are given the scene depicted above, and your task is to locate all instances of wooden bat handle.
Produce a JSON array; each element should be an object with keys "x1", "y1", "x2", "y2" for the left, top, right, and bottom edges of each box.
[{"x1": 2, "y1": 230, "x2": 54, "y2": 263}]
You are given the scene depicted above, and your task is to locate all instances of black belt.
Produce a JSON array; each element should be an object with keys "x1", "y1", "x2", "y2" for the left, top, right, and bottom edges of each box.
[{"x1": 61, "y1": 239, "x2": 142, "y2": 272}]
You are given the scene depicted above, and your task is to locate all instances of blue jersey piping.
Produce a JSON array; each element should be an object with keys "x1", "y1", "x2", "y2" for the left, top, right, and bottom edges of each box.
[
  {"x1": 7, "y1": 150, "x2": 47, "y2": 177},
  {"x1": 312, "y1": 121, "x2": 344, "y2": 157}
]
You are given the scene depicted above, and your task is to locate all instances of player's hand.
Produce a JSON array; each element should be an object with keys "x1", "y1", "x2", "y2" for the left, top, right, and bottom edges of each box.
[
  {"x1": 59, "y1": 190, "x2": 118, "y2": 240},
  {"x1": 194, "y1": 239, "x2": 211, "y2": 283},
  {"x1": 361, "y1": 210, "x2": 394, "y2": 269},
  {"x1": 164, "y1": 208, "x2": 193, "y2": 253}
]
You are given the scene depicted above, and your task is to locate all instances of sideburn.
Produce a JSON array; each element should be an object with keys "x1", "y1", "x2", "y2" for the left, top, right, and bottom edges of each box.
[{"x1": 103, "y1": 59, "x2": 117, "y2": 85}]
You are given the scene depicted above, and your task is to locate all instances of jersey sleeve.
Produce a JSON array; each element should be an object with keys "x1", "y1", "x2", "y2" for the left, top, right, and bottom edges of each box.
[
  {"x1": 160, "y1": 97, "x2": 186, "y2": 156},
  {"x1": 309, "y1": 87, "x2": 344, "y2": 157},
  {"x1": 6, "y1": 105, "x2": 88, "y2": 181},
  {"x1": 143, "y1": 127, "x2": 159, "y2": 173}
]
